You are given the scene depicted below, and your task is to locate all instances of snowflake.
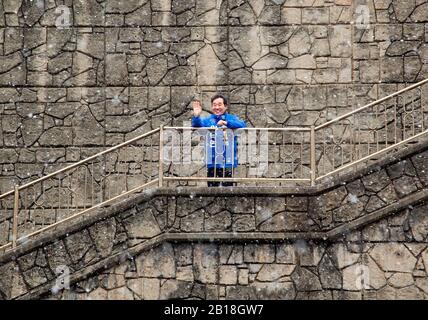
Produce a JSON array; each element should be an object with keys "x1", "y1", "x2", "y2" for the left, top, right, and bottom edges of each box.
[{"x1": 348, "y1": 193, "x2": 359, "y2": 204}]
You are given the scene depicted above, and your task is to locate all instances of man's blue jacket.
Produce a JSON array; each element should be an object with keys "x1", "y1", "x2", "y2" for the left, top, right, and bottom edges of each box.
[{"x1": 191, "y1": 113, "x2": 246, "y2": 168}]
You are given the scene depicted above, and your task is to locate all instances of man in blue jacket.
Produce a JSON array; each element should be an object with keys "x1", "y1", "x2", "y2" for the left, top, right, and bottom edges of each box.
[{"x1": 191, "y1": 94, "x2": 246, "y2": 187}]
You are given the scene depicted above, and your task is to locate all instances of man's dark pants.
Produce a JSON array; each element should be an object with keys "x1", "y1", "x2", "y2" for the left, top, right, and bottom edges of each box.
[{"x1": 207, "y1": 167, "x2": 234, "y2": 187}]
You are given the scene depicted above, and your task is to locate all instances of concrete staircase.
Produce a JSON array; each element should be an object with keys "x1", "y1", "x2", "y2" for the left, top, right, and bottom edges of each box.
[{"x1": 1, "y1": 135, "x2": 427, "y2": 300}]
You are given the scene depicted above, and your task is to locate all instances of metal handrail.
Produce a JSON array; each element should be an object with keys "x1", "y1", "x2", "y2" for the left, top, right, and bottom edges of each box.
[
  {"x1": 315, "y1": 78, "x2": 428, "y2": 130},
  {"x1": 165, "y1": 126, "x2": 312, "y2": 131},
  {"x1": 314, "y1": 79, "x2": 428, "y2": 180},
  {"x1": 24, "y1": 128, "x2": 159, "y2": 191},
  {"x1": 0, "y1": 128, "x2": 160, "y2": 200},
  {"x1": 0, "y1": 128, "x2": 161, "y2": 251}
]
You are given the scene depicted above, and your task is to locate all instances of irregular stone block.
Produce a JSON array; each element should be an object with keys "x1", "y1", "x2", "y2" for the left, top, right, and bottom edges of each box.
[
  {"x1": 196, "y1": 44, "x2": 227, "y2": 85},
  {"x1": 410, "y1": 2, "x2": 428, "y2": 22},
  {"x1": 125, "y1": 3, "x2": 152, "y2": 26},
  {"x1": 291, "y1": 267, "x2": 322, "y2": 291},
  {"x1": 106, "y1": 0, "x2": 147, "y2": 13},
  {"x1": 253, "y1": 53, "x2": 288, "y2": 70},
  {"x1": 412, "y1": 151, "x2": 428, "y2": 186},
  {"x1": 73, "y1": 0, "x2": 104, "y2": 26},
  {"x1": 136, "y1": 243, "x2": 175, "y2": 278},
  {"x1": 219, "y1": 265, "x2": 238, "y2": 285},
  {"x1": 388, "y1": 272, "x2": 414, "y2": 288},
  {"x1": 243, "y1": 244, "x2": 275, "y2": 263},
  {"x1": 64, "y1": 230, "x2": 93, "y2": 263},
  {"x1": 39, "y1": 127, "x2": 73, "y2": 146},
  {"x1": 252, "y1": 281, "x2": 296, "y2": 299},
  {"x1": 106, "y1": 54, "x2": 128, "y2": 86},
  {"x1": 381, "y1": 57, "x2": 404, "y2": 82},
  {"x1": 193, "y1": 244, "x2": 218, "y2": 284},
  {"x1": 361, "y1": 170, "x2": 390, "y2": 193},
  {"x1": 72, "y1": 105, "x2": 105, "y2": 146},
  {"x1": 256, "y1": 264, "x2": 295, "y2": 282},
  {"x1": 409, "y1": 205, "x2": 428, "y2": 242},
  {"x1": 393, "y1": 175, "x2": 418, "y2": 198},
  {"x1": 123, "y1": 208, "x2": 161, "y2": 238},
  {"x1": 107, "y1": 286, "x2": 134, "y2": 300},
  {"x1": 163, "y1": 66, "x2": 195, "y2": 85},
  {"x1": 23, "y1": 28, "x2": 46, "y2": 51},
  {"x1": 329, "y1": 26, "x2": 351, "y2": 57},
  {"x1": 232, "y1": 215, "x2": 255, "y2": 232},
  {"x1": 89, "y1": 218, "x2": 116, "y2": 258},
  {"x1": 21, "y1": 0, "x2": 45, "y2": 26},
  {"x1": 289, "y1": 28, "x2": 311, "y2": 57},
  {"x1": 146, "y1": 55, "x2": 168, "y2": 85},
  {"x1": 0, "y1": 51, "x2": 23, "y2": 74},
  {"x1": 392, "y1": 0, "x2": 415, "y2": 22},
  {"x1": 229, "y1": 27, "x2": 262, "y2": 66},
  {"x1": 226, "y1": 285, "x2": 257, "y2": 300},
  {"x1": 318, "y1": 253, "x2": 342, "y2": 289},
  {"x1": 77, "y1": 33, "x2": 105, "y2": 60},
  {"x1": 44, "y1": 240, "x2": 73, "y2": 271},
  {"x1": 370, "y1": 243, "x2": 417, "y2": 272},
  {"x1": 302, "y1": 7, "x2": 329, "y2": 24}
]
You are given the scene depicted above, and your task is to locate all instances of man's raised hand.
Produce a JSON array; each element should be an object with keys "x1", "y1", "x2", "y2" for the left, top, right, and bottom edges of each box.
[
  {"x1": 192, "y1": 100, "x2": 202, "y2": 116},
  {"x1": 217, "y1": 120, "x2": 227, "y2": 127}
]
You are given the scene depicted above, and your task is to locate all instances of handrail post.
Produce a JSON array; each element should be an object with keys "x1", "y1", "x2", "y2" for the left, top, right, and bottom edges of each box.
[
  {"x1": 159, "y1": 125, "x2": 164, "y2": 187},
  {"x1": 310, "y1": 126, "x2": 316, "y2": 187},
  {"x1": 12, "y1": 185, "x2": 19, "y2": 248}
]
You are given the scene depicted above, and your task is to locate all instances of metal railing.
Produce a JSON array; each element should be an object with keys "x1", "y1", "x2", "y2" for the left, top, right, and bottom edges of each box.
[
  {"x1": 0, "y1": 79, "x2": 427, "y2": 252},
  {"x1": 161, "y1": 127, "x2": 312, "y2": 187},
  {"x1": 314, "y1": 79, "x2": 428, "y2": 181},
  {"x1": 0, "y1": 128, "x2": 160, "y2": 252}
]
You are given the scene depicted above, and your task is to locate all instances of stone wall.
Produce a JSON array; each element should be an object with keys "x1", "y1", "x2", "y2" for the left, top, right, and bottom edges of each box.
[
  {"x1": 1, "y1": 0, "x2": 428, "y2": 191},
  {"x1": 46, "y1": 237, "x2": 428, "y2": 300},
  {"x1": 0, "y1": 144, "x2": 426, "y2": 299},
  {"x1": 3, "y1": 198, "x2": 428, "y2": 300}
]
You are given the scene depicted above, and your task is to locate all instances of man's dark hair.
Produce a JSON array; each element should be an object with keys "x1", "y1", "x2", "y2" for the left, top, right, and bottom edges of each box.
[{"x1": 211, "y1": 93, "x2": 228, "y2": 106}]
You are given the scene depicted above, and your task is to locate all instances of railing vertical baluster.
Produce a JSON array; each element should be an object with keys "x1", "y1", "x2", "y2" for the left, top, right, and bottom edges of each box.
[
  {"x1": 357, "y1": 113, "x2": 361, "y2": 160},
  {"x1": 84, "y1": 166, "x2": 87, "y2": 210},
  {"x1": 383, "y1": 104, "x2": 388, "y2": 149},
  {"x1": 12, "y1": 186, "x2": 19, "y2": 248},
  {"x1": 351, "y1": 115, "x2": 355, "y2": 163},
  {"x1": 331, "y1": 131, "x2": 336, "y2": 171},
  {"x1": 300, "y1": 132, "x2": 304, "y2": 179},
  {"x1": 231, "y1": 129, "x2": 235, "y2": 183},
  {"x1": 68, "y1": 171, "x2": 71, "y2": 213},
  {"x1": 150, "y1": 135, "x2": 154, "y2": 182},
  {"x1": 124, "y1": 150, "x2": 128, "y2": 192},
  {"x1": 322, "y1": 130, "x2": 326, "y2": 176},
  {"x1": 159, "y1": 125, "x2": 164, "y2": 187},
  {"x1": 419, "y1": 87, "x2": 425, "y2": 131},
  {"x1": 310, "y1": 126, "x2": 316, "y2": 186},
  {"x1": 290, "y1": 134, "x2": 294, "y2": 180},
  {"x1": 394, "y1": 98, "x2": 398, "y2": 144},
  {"x1": 375, "y1": 105, "x2": 379, "y2": 152},
  {"x1": 412, "y1": 94, "x2": 416, "y2": 136},
  {"x1": 214, "y1": 128, "x2": 217, "y2": 181},
  {"x1": 403, "y1": 94, "x2": 407, "y2": 140},
  {"x1": 57, "y1": 177, "x2": 61, "y2": 222},
  {"x1": 280, "y1": 131, "x2": 284, "y2": 182},
  {"x1": 222, "y1": 128, "x2": 226, "y2": 183},
  {"x1": 206, "y1": 130, "x2": 210, "y2": 181},
  {"x1": 91, "y1": 163, "x2": 94, "y2": 207}
]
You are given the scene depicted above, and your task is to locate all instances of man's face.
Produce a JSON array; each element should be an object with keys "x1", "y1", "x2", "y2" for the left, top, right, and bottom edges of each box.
[{"x1": 211, "y1": 97, "x2": 227, "y2": 116}]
